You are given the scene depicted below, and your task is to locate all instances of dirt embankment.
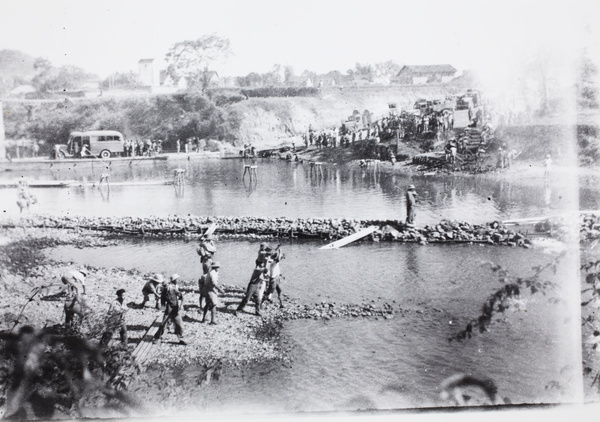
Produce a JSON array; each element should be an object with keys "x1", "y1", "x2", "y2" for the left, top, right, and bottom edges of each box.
[{"x1": 228, "y1": 85, "x2": 461, "y2": 148}]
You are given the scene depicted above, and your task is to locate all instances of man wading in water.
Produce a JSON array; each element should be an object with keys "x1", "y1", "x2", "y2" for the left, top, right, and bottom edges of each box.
[{"x1": 406, "y1": 185, "x2": 418, "y2": 226}]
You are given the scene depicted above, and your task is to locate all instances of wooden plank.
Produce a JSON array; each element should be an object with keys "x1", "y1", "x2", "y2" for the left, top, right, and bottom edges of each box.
[
  {"x1": 319, "y1": 226, "x2": 379, "y2": 250},
  {"x1": 109, "y1": 316, "x2": 160, "y2": 388},
  {"x1": 132, "y1": 316, "x2": 161, "y2": 363},
  {"x1": 204, "y1": 223, "x2": 218, "y2": 237}
]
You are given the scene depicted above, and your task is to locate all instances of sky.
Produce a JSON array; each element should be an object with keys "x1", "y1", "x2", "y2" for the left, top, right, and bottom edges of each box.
[{"x1": 0, "y1": 0, "x2": 597, "y2": 80}]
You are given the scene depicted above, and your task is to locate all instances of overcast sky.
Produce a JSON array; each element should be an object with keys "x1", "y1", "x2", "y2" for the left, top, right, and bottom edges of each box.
[{"x1": 0, "y1": 0, "x2": 597, "y2": 79}]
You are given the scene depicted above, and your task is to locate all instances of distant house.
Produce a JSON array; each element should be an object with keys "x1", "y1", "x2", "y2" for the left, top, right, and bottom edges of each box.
[
  {"x1": 138, "y1": 58, "x2": 160, "y2": 87},
  {"x1": 393, "y1": 65, "x2": 457, "y2": 85}
]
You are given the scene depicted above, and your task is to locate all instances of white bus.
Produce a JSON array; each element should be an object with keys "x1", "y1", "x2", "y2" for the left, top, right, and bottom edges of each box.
[{"x1": 60, "y1": 130, "x2": 125, "y2": 159}]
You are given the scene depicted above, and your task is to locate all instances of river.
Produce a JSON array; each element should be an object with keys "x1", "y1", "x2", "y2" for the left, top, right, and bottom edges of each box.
[
  {"x1": 0, "y1": 158, "x2": 595, "y2": 223},
  {"x1": 49, "y1": 238, "x2": 580, "y2": 412},
  {"x1": 0, "y1": 159, "x2": 584, "y2": 412},
  {"x1": 31, "y1": 157, "x2": 585, "y2": 413}
]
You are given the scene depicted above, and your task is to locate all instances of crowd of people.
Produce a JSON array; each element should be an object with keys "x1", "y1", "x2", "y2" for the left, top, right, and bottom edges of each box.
[
  {"x1": 176, "y1": 137, "x2": 206, "y2": 154},
  {"x1": 58, "y1": 232, "x2": 287, "y2": 348},
  {"x1": 122, "y1": 139, "x2": 163, "y2": 157}
]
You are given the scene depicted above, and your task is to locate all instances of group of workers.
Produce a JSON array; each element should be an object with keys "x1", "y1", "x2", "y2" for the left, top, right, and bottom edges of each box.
[{"x1": 58, "y1": 231, "x2": 287, "y2": 348}]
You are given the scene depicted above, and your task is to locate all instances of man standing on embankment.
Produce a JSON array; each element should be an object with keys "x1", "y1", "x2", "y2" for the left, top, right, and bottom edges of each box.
[{"x1": 406, "y1": 185, "x2": 418, "y2": 226}]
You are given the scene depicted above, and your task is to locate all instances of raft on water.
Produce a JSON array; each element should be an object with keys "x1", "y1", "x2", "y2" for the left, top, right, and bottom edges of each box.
[{"x1": 4, "y1": 214, "x2": 538, "y2": 248}]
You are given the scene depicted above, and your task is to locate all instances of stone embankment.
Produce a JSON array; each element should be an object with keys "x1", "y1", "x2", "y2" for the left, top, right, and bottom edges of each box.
[{"x1": 3, "y1": 214, "x2": 533, "y2": 247}]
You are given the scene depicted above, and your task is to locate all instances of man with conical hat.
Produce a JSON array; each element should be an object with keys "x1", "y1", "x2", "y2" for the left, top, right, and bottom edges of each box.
[
  {"x1": 202, "y1": 262, "x2": 224, "y2": 325},
  {"x1": 406, "y1": 185, "x2": 418, "y2": 226},
  {"x1": 141, "y1": 273, "x2": 164, "y2": 309}
]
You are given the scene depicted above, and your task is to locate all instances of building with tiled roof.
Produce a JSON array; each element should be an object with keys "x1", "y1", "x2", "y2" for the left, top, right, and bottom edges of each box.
[{"x1": 393, "y1": 64, "x2": 457, "y2": 85}]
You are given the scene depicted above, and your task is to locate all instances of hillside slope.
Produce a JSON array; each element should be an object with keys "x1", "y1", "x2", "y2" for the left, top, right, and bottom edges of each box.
[{"x1": 228, "y1": 85, "x2": 462, "y2": 148}]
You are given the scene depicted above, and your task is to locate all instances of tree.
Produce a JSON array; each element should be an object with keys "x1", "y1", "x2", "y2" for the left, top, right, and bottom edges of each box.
[
  {"x1": 31, "y1": 58, "x2": 94, "y2": 93},
  {"x1": 261, "y1": 64, "x2": 286, "y2": 86},
  {"x1": 238, "y1": 72, "x2": 262, "y2": 88},
  {"x1": 284, "y1": 66, "x2": 295, "y2": 85},
  {"x1": 373, "y1": 61, "x2": 403, "y2": 84},
  {"x1": 165, "y1": 34, "x2": 232, "y2": 93},
  {"x1": 347, "y1": 63, "x2": 375, "y2": 82},
  {"x1": 576, "y1": 49, "x2": 599, "y2": 110},
  {"x1": 100, "y1": 71, "x2": 139, "y2": 90},
  {"x1": 31, "y1": 58, "x2": 53, "y2": 92}
]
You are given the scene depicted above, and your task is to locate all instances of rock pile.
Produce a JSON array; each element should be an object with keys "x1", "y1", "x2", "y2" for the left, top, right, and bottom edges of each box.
[
  {"x1": 3, "y1": 214, "x2": 532, "y2": 247},
  {"x1": 279, "y1": 300, "x2": 396, "y2": 321}
]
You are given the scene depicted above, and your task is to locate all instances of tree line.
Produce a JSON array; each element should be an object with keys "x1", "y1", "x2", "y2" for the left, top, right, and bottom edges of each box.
[{"x1": 3, "y1": 93, "x2": 242, "y2": 148}]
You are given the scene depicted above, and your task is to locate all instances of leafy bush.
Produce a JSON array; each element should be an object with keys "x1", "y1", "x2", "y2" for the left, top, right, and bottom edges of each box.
[
  {"x1": 0, "y1": 325, "x2": 137, "y2": 419},
  {"x1": 578, "y1": 125, "x2": 600, "y2": 166},
  {"x1": 213, "y1": 93, "x2": 245, "y2": 107}
]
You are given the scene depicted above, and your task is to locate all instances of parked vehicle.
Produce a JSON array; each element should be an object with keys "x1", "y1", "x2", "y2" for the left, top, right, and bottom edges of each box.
[
  {"x1": 56, "y1": 130, "x2": 125, "y2": 159},
  {"x1": 456, "y1": 90, "x2": 481, "y2": 110}
]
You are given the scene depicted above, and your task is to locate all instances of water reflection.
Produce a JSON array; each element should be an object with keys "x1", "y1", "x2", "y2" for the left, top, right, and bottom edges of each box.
[
  {"x1": 545, "y1": 182, "x2": 552, "y2": 208},
  {"x1": 243, "y1": 178, "x2": 257, "y2": 197},
  {"x1": 0, "y1": 159, "x2": 589, "y2": 221},
  {"x1": 99, "y1": 185, "x2": 110, "y2": 202}
]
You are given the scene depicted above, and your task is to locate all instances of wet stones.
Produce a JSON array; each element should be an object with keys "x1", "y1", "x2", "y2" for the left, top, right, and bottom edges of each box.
[
  {"x1": 278, "y1": 300, "x2": 397, "y2": 321},
  {"x1": 5, "y1": 214, "x2": 533, "y2": 248}
]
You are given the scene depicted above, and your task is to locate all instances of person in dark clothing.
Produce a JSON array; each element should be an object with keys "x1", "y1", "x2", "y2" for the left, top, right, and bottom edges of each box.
[
  {"x1": 140, "y1": 274, "x2": 164, "y2": 309},
  {"x1": 235, "y1": 265, "x2": 269, "y2": 316},
  {"x1": 154, "y1": 274, "x2": 186, "y2": 345},
  {"x1": 255, "y1": 242, "x2": 270, "y2": 267},
  {"x1": 198, "y1": 255, "x2": 213, "y2": 311}
]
